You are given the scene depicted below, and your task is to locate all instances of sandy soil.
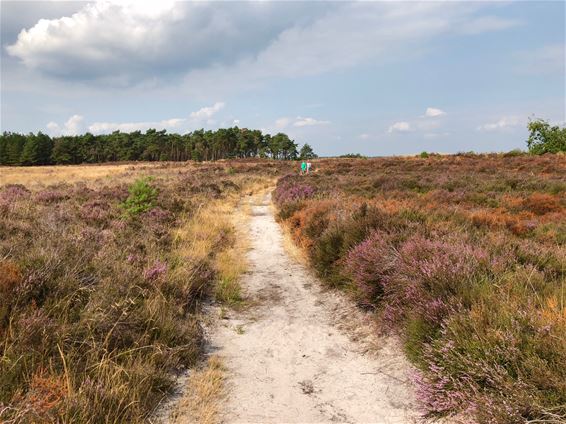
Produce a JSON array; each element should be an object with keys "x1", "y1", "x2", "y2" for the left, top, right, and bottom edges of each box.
[{"x1": 205, "y1": 193, "x2": 421, "y2": 424}]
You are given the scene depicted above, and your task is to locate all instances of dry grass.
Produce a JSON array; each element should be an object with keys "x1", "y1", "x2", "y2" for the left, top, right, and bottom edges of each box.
[
  {"x1": 0, "y1": 160, "x2": 289, "y2": 423},
  {"x1": 163, "y1": 356, "x2": 226, "y2": 424},
  {"x1": 0, "y1": 163, "x2": 151, "y2": 186}
]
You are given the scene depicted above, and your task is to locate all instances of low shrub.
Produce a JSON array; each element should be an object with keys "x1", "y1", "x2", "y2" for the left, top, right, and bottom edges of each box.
[
  {"x1": 343, "y1": 230, "x2": 395, "y2": 304},
  {"x1": 521, "y1": 193, "x2": 562, "y2": 215},
  {"x1": 121, "y1": 177, "x2": 159, "y2": 215}
]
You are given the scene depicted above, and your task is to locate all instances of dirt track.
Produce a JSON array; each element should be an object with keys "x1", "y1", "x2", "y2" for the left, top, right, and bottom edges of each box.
[{"x1": 208, "y1": 193, "x2": 421, "y2": 423}]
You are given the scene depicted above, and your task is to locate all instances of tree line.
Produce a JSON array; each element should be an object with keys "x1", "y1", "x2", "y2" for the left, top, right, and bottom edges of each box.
[{"x1": 0, "y1": 127, "x2": 316, "y2": 166}]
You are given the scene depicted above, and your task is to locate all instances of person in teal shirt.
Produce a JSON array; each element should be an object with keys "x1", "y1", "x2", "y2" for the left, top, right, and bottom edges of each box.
[{"x1": 300, "y1": 161, "x2": 307, "y2": 175}]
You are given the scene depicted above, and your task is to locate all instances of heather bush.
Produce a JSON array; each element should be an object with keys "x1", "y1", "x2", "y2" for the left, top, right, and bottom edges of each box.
[
  {"x1": 277, "y1": 200, "x2": 304, "y2": 220},
  {"x1": 343, "y1": 230, "x2": 396, "y2": 304},
  {"x1": 273, "y1": 174, "x2": 316, "y2": 205},
  {"x1": 35, "y1": 189, "x2": 69, "y2": 203},
  {"x1": 274, "y1": 154, "x2": 566, "y2": 422}
]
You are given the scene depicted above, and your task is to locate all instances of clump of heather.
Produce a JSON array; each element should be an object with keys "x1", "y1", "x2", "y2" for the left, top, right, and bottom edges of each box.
[
  {"x1": 143, "y1": 260, "x2": 167, "y2": 281},
  {"x1": 79, "y1": 199, "x2": 112, "y2": 223},
  {"x1": 343, "y1": 230, "x2": 396, "y2": 304},
  {"x1": 273, "y1": 175, "x2": 316, "y2": 205},
  {"x1": 35, "y1": 189, "x2": 68, "y2": 203},
  {"x1": 396, "y1": 236, "x2": 490, "y2": 302},
  {"x1": 0, "y1": 184, "x2": 30, "y2": 201}
]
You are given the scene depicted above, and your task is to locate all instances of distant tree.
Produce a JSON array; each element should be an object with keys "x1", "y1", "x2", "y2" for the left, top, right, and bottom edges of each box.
[
  {"x1": 20, "y1": 132, "x2": 53, "y2": 165},
  {"x1": 270, "y1": 133, "x2": 298, "y2": 160},
  {"x1": 299, "y1": 143, "x2": 318, "y2": 160},
  {"x1": 1, "y1": 127, "x2": 299, "y2": 166},
  {"x1": 339, "y1": 153, "x2": 366, "y2": 159},
  {"x1": 52, "y1": 136, "x2": 86, "y2": 164},
  {"x1": 0, "y1": 132, "x2": 27, "y2": 165},
  {"x1": 527, "y1": 119, "x2": 566, "y2": 154}
]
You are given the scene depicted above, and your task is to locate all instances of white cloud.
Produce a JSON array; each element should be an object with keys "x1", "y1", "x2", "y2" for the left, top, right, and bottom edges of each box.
[
  {"x1": 6, "y1": 1, "x2": 517, "y2": 87},
  {"x1": 45, "y1": 114, "x2": 84, "y2": 136},
  {"x1": 458, "y1": 16, "x2": 522, "y2": 35},
  {"x1": 359, "y1": 133, "x2": 370, "y2": 140},
  {"x1": 46, "y1": 121, "x2": 60, "y2": 134},
  {"x1": 46, "y1": 104, "x2": 230, "y2": 135},
  {"x1": 88, "y1": 117, "x2": 185, "y2": 134},
  {"x1": 293, "y1": 116, "x2": 330, "y2": 127},
  {"x1": 388, "y1": 121, "x2": 412, "y2": 133},
  {"x1": 477, "y1": 116, "x2": 523, "y2": 132},
  {"x1": 6, "y1": 1, "x2": 323, "y2": 83},
  {"x1": 274, "y1": 116, "x2": 330, "y2": 129},
  {"x1": 189, "y1": 102, "x2": 225, "y2": 121},
  {"x1": 232, "y1": 119, "x2": 240, "y2": 126},
  {"x1": 64, "y1": 114, "x2": 84, "y2": 135},
  {"x1": 390, "y1": 107, "x2": 446, "y2": 135},
  {"x1": 424, "y1": 107, "x2": 446, "y2": 118}
]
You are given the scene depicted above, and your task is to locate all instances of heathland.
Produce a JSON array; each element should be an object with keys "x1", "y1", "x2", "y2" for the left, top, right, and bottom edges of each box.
[
  {"x1": 0, "y1": 160, "x2": 290, "y2": 422},
  {"x1": 1, "y1": 153, "x2": 564, "y2": 424},
  {"x1": 274, "y1": 153, "x2": 565, "y2": 422}
]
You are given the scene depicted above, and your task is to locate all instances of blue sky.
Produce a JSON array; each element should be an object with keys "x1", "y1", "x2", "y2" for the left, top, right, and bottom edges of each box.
[{"x1": 1, "y1": 0, "x2": 564, "y2": 156}]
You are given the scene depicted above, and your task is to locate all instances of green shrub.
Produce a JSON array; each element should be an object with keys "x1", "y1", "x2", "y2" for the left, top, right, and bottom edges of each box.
[{"x1": 121, "y1": 177, "x2": 158, "y2": 215}]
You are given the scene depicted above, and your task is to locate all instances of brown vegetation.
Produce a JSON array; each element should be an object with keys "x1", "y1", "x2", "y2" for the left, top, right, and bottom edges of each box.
[
  {"x1": 273, "y1": 153, "x2": 565, "y2": 423},
  {"x1": 0, "y1": 159, "x2": 290, "y2": 423}
]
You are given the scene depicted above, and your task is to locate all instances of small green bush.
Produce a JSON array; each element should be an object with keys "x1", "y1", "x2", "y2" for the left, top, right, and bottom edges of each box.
[{"x1": 121, "y1": 177, "x2": 158, "y2": 216}]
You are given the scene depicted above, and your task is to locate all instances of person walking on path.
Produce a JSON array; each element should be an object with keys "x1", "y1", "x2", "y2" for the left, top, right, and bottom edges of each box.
[
  {"x1": 306, "y1": 161, "x2": 312, "y2": 174},
  {"x1": 300, "y1": 161, "x2": 307, "y2": 175}
]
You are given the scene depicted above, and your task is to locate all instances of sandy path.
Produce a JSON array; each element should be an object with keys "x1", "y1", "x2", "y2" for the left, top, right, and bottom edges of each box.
[{"x1": 209, "y1": 193, "x2": 421, "y2": 424}]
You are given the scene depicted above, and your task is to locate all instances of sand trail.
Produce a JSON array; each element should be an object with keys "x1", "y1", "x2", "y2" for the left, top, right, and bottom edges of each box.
[{"x1": 208, "y1": 192, "x2": 420, "y2": 423}]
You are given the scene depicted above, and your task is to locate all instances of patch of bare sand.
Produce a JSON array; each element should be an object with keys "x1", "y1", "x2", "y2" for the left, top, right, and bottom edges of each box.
[{"x1": 207, "y1": 192, "x2": 422, "y2": 423}]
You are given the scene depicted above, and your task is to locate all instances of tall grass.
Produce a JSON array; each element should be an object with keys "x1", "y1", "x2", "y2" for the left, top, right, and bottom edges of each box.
[
  {"x1": 0, "y1": 159, "x2": 287, "y2": 423},
  {"x1": 274, "y1": 154, "x2": 566, "y2": 423}
]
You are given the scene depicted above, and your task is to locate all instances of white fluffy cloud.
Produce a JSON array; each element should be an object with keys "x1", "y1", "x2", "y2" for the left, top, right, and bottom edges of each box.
[
  {"x1": 275, "y1": 116, "x2": 330, "y2": 129},
  {"x1": 388, "y1": 121, "x2": 412, "y2": 133},
  {"x1": 477, "y1": 116, "x2": 523, "y2": 132},
  {"x1": 46, "y1": 114, "x2": 84, "y2": 136},
  {"x1": 6, "y1": 1, "x2": 517, "y2": 86},
  {"x1": 189, "y1": 102, "x2": 225, "y2": 121},
  {"x1": 389, "y1": 107, "x2": 447, "y2": 135},
  {"x1": 293, "y1": 117, "x2": 330, "y2": 127},
  {"x1": 45, "y1": 102, "x2": 228, "y2": 135},
  {"x1": 424, "y1": 107, "x2": 447, "y2": 118},
  {"x1": 6, "y1": 1, "x2": 320, "y2": 83},
  {"x1": 88, "y1": 118, "x2": 185, "y2": 135}
]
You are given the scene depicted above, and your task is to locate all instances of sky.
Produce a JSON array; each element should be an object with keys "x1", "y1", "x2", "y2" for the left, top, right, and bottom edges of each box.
[{"x1": 1, "y1": 0, "x2": 564, "y2": 156}]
